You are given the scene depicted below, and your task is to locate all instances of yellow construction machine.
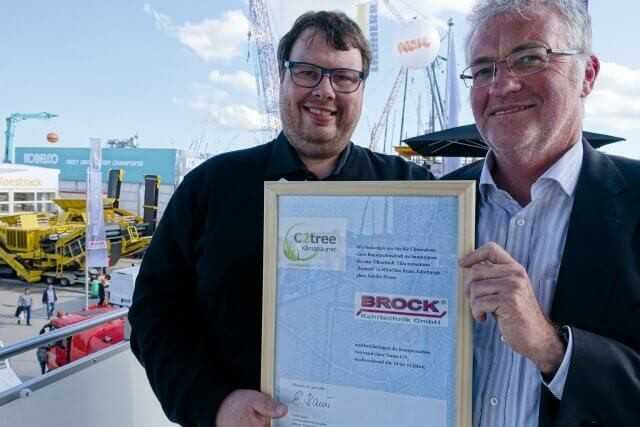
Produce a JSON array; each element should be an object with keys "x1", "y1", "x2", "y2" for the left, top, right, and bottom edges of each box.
[{"x1": 0, "y1": 170, "x2": 160, "y2": 285}]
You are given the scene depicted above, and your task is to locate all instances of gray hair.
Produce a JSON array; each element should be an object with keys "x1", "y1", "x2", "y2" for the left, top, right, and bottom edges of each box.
[{"x1": 465, "y1": 0, "x2": 592, "y2": 58}]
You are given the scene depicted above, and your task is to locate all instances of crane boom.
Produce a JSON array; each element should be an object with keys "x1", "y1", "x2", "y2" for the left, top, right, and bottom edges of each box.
[
  {"x1": 369, "y1": 67, "x2": 406, "y2": 152},
  {"x1": 5, "y1": 112, "x2": 58, "y2": 164},
  {"x1": 248, "y1": 0, "x2": 281, "y2": 139}
]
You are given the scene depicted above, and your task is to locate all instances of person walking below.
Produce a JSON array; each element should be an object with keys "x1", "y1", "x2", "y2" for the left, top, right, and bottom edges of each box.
[
  {"x1": 36, "y1": 345, "x2": 49, "y2": 375},
  {"x1": 97, "y1": 275, "x2": 107, "y2": 306},
  {"x1": 103, "y1": 274, "x2": 111, "y2": 305},
  {"x1": 42, "y1": 284, "x2": 58, "y2": 320},
  {"x1": 90, "y1": 275, "x2": 101, "y2": 298},
  {"x1": 16, "y1": 288, "x2": 33, "y2": 325}
]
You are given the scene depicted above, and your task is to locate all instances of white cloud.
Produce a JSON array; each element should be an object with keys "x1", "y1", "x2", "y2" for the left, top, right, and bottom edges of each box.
[
  {"x1": 586, "y1": 61, "x2": 640, "y2": 131},
  {"x1": 178, "y1": 12, "x2": 250, "y2": 61},
  {"x1": 266, "y1": 0, "x2": 473, "y2": 35},
  {"x1": 208, "y1": 70, "x2": 257, "y2": 94},
  {"x1": 206, "y1": 104, "x2": 271, "y2": 131},
  {"x1": 187, "y1": 82, "x2": 230, "y2": 110},
  {"x1": 595, "y1": 61, "x2": 640, "y2": 96},
  {"x1": 377, "y1": 0, "x2": 474, "y2": 22},
  {"x1": 144, "y1": 4, "x2": 250, "y2": 61},
  {"x1": 269, "y1": 1, "x2": 357, "y2": 37},
  {"x1": 187, "y1": 81, "x2": 268, "y2": 132}
]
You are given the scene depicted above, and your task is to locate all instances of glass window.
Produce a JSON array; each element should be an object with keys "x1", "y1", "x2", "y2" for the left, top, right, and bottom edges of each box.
[
  {"x1": 37, "y1": 192, "x2": 56, "y2": 201},
  {"x1": 0, "y1": 204, "x2": 9, "y2": 213},
  {"x1": 14, "y1": 193, "x2": 35, "y2": 201},
  {"x1": 14, "y1": 203, "x2": 36, "y2": 212},
  {"x1": 0, "y1": 193, "x2": 9, "y2": 202},
  {"x1": 36, "y1": 202, "x2": 57, "y2": 213}
]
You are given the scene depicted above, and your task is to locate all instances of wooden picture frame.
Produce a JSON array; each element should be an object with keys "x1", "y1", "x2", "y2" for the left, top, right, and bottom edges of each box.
[{"x1": 262, "y1": 181, "x2": 475, "y2": 427}]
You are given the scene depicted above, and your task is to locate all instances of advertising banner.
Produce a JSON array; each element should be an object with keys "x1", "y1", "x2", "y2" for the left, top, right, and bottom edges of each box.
[{"x1": 86, "y1": 138, "x2": 108, "y2": 267}]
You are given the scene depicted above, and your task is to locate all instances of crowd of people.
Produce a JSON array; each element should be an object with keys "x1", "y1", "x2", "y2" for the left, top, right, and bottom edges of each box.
[
  {"x1": 12, "y1": 273, "x2": 112, "y2": 376},
  {"x1": 15, "y1": 273, "x2": 112, "y2": 325},
  {"x1": 14, "y1": 285, "x2": 58, "y2": 324}
]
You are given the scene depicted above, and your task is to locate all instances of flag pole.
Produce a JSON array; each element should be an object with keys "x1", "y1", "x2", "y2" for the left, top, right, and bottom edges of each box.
[
  {"x1": 443, "y1": 17, "x2": 462, "y2": 174},
  {"x1": 85, "y1": 168, "x2": 90, "y2": 311},
  {"x1": 86, "y1": 138, "x2": 108, "y2": 310}
]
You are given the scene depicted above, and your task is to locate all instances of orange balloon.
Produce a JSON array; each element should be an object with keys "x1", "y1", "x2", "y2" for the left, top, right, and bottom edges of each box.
[{"x1": 46, "y1": 132, "x2": 59, "y2": 143}]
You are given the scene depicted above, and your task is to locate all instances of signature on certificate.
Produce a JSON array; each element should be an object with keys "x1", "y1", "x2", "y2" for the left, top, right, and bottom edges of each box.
[{"x1": 291, "y1": 390, "x2": 332, "y2": 409}]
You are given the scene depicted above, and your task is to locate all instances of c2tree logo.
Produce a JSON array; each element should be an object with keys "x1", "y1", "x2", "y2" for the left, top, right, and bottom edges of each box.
[
  {"x1": 283, "y1": 223, "x2": 320, "y2": 262},
  {"x1": 279, "y1": 218, "x2": 347, "y2": 271}
]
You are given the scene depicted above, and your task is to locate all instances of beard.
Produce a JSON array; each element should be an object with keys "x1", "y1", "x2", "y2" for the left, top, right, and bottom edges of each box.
[{"x1": 280, "y1": 97, "x2": 357, "y2": 161}]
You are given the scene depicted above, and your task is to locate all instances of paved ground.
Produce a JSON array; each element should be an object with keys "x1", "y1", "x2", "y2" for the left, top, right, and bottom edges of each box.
[{"x1": 0, "y1": 279, "x2": 101, "y2": 381}]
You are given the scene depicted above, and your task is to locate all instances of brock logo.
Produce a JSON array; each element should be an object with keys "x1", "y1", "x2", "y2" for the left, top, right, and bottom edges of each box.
[{"x1": 356, "y1": 293, "x2": 448, "y2": 320}]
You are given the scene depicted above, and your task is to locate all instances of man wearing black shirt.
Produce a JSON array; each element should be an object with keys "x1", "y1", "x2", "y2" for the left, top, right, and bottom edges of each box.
[{"x1": 129, "y1": 11, "x2": 432, "y2": 427}]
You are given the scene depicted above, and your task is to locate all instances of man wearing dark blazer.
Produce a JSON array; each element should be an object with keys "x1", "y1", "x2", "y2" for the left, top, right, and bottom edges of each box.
[{"x1": 446, "y1": 1, "x2": 640, "y2": 426}]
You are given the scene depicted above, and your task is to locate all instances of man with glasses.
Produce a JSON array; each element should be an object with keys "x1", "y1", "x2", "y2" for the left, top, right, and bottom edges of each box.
[
  {"x1": 129, "y1": 10, "x2": 432, "y2": 427},
  {"x1": 446, "y1": 0, "x2": 640, "y2": 425}
]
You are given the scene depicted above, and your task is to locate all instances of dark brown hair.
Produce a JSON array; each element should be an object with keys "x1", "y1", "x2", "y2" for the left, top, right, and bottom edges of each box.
[{"x1": 277, "y1": 10, "x2": 372, "y2": 78}]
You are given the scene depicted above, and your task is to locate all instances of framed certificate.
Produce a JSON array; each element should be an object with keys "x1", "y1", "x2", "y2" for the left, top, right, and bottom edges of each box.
[{"x1": 262, "y1": 181, "x2": 475, "y2": 427}]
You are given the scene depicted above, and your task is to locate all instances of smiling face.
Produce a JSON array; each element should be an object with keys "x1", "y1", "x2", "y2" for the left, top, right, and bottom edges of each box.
[
  {"x1": 469, "y1": 8, "x2": 598, "y2": 166},
  {"x1": 279, "y1": 28, "x2": 364, "y2": 162}
]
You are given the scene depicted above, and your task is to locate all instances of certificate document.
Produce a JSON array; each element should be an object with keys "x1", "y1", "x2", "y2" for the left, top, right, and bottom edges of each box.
[{"x1": 262, "y1": 181, "x2": 474, "y2": 427}]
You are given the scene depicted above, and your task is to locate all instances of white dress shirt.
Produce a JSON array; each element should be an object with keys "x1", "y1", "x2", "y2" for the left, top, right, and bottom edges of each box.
[{"x1": 473, "y1": 141, "x2": 583, "y2": 427}]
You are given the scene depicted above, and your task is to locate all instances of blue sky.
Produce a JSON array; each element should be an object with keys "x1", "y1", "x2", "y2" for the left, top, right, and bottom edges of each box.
[{"x1": 2, "y1": 1, "x2": 639, "y2": 159}]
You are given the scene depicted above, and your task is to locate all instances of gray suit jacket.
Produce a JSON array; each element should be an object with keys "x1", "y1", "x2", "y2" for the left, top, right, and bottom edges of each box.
[{"x1": 443, "y1": 142, "x2": 640, "y2": 426}]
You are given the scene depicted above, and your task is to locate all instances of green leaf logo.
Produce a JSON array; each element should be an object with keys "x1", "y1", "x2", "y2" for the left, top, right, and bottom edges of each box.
[{"x1": 283, "y1": 223, "x2": 318, "y2": 263}]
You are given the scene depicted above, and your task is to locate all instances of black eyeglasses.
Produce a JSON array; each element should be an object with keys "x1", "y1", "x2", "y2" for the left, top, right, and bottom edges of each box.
[
  {"x1": 284, "y1": 60, "x2": 365, "y2": 94},
  {"x1": 460, "y1": 46, "x2": 583, "y2": 88}
]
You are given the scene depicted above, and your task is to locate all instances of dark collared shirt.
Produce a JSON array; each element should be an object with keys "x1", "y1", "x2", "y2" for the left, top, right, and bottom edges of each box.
[
  {"x1": 129, "y1": 133, "x2": 433, "y2": 427},
  {"x1": 265, "y1": 133, "x2": 353, "y2": 180}
]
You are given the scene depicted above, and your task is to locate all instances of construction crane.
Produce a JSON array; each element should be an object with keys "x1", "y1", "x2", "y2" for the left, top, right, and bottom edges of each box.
[
  {"x1": 248, "y1": 0, "x2": 281, "y2": 140},
  {"x1": 368, "y1": 1, "x2": 420, "y2": 153},
  {"x1": 369, "y1": 0, "x2": 448, "y2": 155},
  {"x1": 369, "y1": 67, "x2": 406, "y2": 152},
  {"x1": 4, "y1": 112, "x2": 57, "y2": 163}
]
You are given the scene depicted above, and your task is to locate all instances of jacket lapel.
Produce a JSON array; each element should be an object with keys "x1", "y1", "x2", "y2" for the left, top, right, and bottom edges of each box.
[
  {"x1": 540, "y1": 142, "x2": 628, "y2": 426},
  {"x1": 448, "y1": 149, "x2": 628, "y2": 426},
  {"x1": 551, "y1": 142, "x2": 627, "y2": 325}
]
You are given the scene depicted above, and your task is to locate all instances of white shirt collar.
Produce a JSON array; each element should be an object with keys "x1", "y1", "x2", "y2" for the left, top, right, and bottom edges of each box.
[{"x1": 479, "y1": 138, "x2": 584, "y2": 200}]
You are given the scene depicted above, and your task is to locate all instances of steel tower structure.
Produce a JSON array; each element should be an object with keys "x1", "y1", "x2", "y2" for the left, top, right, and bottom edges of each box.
[
  {"x1": 369, "y1": 0, "x2": 448, "y2": 154},
  {"x1": 248, "y1": 0, "x2": 281, "y2": 140}
]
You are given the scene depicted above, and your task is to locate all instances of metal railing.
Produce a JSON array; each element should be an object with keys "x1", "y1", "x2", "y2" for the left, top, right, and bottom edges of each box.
[
  {"x1": 0, "y1": 306, "x2": 178, "y2": 426},
  {"x1": 0, "y1": 307, "x2": 129, "y2": 361}
]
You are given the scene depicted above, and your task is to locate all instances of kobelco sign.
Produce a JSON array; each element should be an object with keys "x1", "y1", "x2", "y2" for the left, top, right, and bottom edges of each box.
[{"x1": 22, "y1": 153, "x2": 59, "y2": 165}]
